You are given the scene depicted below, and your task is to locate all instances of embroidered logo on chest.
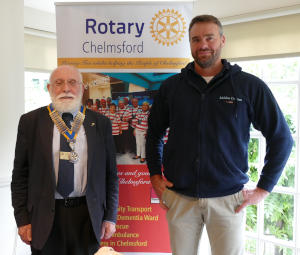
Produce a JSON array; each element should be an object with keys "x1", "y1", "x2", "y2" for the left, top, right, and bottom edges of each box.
[{"x1": 219, "y1": 96, "x2": 242, "y2": 104}]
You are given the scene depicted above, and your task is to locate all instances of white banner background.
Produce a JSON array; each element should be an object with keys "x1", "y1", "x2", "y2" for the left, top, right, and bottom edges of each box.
[{"x1": 56, "y1": 1, "x2": 193, "y2": 73}]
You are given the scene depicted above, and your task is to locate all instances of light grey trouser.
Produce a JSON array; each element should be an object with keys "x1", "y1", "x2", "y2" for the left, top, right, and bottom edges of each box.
[{"x1": 162, "y1": 189, "x2": 245, "y2": 255}]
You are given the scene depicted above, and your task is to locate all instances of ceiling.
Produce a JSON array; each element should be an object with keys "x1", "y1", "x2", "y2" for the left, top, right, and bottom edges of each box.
[{"x1": 24, "y1": 0, "x2": 300, "y2": 18}]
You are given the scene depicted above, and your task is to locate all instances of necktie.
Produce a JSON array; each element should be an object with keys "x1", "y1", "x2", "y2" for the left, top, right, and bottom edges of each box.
[{"x1": 57, "y1": 112, "x2": 74, "y2": 198}]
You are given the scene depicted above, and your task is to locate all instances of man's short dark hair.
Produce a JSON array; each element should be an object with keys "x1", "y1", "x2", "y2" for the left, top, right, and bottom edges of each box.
[{"x1": 189, "y1": 15, "x2": 223, "y2": 36}]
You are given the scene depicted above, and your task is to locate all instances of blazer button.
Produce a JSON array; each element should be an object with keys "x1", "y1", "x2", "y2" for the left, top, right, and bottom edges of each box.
[{"x1": 51, "y1": 208, "x2": 55, "y2": 213}]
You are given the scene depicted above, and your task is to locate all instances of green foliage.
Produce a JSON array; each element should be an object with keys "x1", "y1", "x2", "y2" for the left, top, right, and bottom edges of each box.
[
  {"x1": 248, "y1": 138, "x2": 259, "y2": 163},
  {"x1": 285, "y1": 114, "x2": 296, "y2": 134},
  {"x1": 246, "y1": 139, "x2": 259, "y2": 233},
  {"x1": 247, "y1": 135, "x2": 294, "y2": 245},
  {"x1": 264, "y1": 193, "x2": 294, "y2": 241},
  {"x1": 277, "y1": 164, "x2": 295, "y2": 187},
  {"x1": 248, "y1": 165, "x2": 258, "y2": 183},
  {"x1": 266, "y1": 60, "x2": 299, "y2": 81},
  {"x1": 246, "y1": 205, "x2": 257, "y2": 232},
  {"x1": 277, "y1": 141, "x2": 295, "y2": 188},
  {"x1": 263, "y1": 244, "x2": 293, "y2": 255},
  {"x1": 245, "y1": 239, "x2": 256, "y2": 254}
]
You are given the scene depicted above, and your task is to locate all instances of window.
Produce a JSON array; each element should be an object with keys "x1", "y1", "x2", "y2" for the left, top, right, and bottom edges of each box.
[
  {"x1": 233, "y1": 57, "x2": 300, "y2": 255},
  {"x1": 25, "y1": 71, "x2": 51, "y2": 113}
]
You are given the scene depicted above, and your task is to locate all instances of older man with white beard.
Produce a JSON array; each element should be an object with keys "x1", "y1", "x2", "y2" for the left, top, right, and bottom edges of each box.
[{"x1": 11, "y1": 65, "x2": 119, "y2": 255}]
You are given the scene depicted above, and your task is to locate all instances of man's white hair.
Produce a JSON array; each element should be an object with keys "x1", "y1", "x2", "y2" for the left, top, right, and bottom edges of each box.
[{"x1": 49, "y1": 65, "x2": 83, "y2": 84}]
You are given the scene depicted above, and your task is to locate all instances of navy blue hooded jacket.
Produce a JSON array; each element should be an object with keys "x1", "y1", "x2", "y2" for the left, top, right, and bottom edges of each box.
[{"x1": 146, "y1": 60, "x2": 293, "y2": 198}]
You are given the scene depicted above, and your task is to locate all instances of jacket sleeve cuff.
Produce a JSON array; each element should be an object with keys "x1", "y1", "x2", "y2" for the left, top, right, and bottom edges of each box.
[
  {"x1": 257, "y1": 178, "x2": 275, "y2": 193},
  {"x1": 149, "y1": 168, "x2": 163, "y2": 177},
  {"x1": 103, "y1": 220, "x2": 116, "y2": 225},
  {"x1": 15, "y1": 213, "x2": 30, "y2": 228}
]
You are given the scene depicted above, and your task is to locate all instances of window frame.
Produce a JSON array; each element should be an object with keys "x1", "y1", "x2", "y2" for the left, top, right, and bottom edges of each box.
[{"x1": 233, "y1": 57, "x2": 300, "y2": 255}]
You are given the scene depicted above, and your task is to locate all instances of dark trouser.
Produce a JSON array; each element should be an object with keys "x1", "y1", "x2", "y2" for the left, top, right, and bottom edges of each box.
[
  {"x1": 113, "y1": 135, "x2": 119, "y2": 151},
  {"x1": 127, "y1": 126, "x2": 136, "y2": 154},
  {"x1": 116, "y1": 129, "x2": 130, "y2": 154},
  {"x1": 31, "y1": 197, "x2": 99, "y2": 255}
]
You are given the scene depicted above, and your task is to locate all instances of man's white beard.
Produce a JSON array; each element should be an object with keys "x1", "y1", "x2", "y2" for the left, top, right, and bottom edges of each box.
[{"x1": 51, "y1": 93, "x2": 82, "y2": 113}]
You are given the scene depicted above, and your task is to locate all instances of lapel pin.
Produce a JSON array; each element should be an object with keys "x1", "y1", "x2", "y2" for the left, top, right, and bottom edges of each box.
[{"x1": 90, "y1": 122, "x2": 95, "y2": 127}]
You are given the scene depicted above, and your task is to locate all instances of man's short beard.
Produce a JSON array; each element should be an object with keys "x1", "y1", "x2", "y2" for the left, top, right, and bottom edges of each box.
[
  {"x1": 51, "y1": 93, "x2": 83, "y2": 113},
  {"x1": 193, "y1": 46, "x2": 222, "y2": 69},
  {"x1": 195, "y1": 56, "x2": 216, "y2": 69}
]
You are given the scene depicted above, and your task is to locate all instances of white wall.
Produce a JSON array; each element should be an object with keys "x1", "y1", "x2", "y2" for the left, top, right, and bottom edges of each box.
[
  {"x1": 223, "y1": 14, "x2": 300, "y2": 59},
  {"x1": 24, "y1": 33, "x2": 57, "y2": 71},
  {"x1": 0, "y1": 0, "x2": 24, "y2": 254},
  {"x1": 24, "y1": 6, "x2": 56, "y2": 34}
]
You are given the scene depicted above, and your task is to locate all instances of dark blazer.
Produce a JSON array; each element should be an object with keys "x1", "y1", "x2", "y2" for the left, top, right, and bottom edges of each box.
[{"x1": 11, "y1": 106, "x2": 119, "y2": 250}]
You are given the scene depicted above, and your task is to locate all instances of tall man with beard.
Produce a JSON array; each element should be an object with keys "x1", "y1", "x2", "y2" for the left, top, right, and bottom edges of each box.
[
  {"x1": 11, "y1": 65, "x2": 119, "y2": 255},
  {"x1": 146, "y1": 15, "x2": 293, "y2": 255}
]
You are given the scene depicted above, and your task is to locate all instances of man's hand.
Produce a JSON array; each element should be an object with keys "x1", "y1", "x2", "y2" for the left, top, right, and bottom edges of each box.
[
  {"x1": 150, "y1": 174, "x2": 173, "y2": 210},
  {"x1": 18, "y1": 224, "x2": 32, "y2": 245},
  {"x1": 101, "y1": 221, "x2": 116, "y2": 240},
  {"x1": 235, "y1": 187, "x2": 269, "y2": 213}
]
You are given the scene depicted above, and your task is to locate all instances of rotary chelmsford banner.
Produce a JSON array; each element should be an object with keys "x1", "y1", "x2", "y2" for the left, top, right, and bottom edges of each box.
[{"x1": 56, "y1": 2, "x2": 192, "y2": 253}]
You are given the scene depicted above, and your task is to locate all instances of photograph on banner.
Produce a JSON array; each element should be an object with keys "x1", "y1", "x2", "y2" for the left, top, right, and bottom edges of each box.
[
  {"x1": 81, "y1": 71, "x2": 172, "y2": 252},
  {"x1": 82, "y1": 72, "x2": 173, "y2": 165}
]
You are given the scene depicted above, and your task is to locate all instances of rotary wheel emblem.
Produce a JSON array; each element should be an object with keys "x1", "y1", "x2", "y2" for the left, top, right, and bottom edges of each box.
[{"x1": 150, "y1": 9, "x2": 186, "y2": 46}]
